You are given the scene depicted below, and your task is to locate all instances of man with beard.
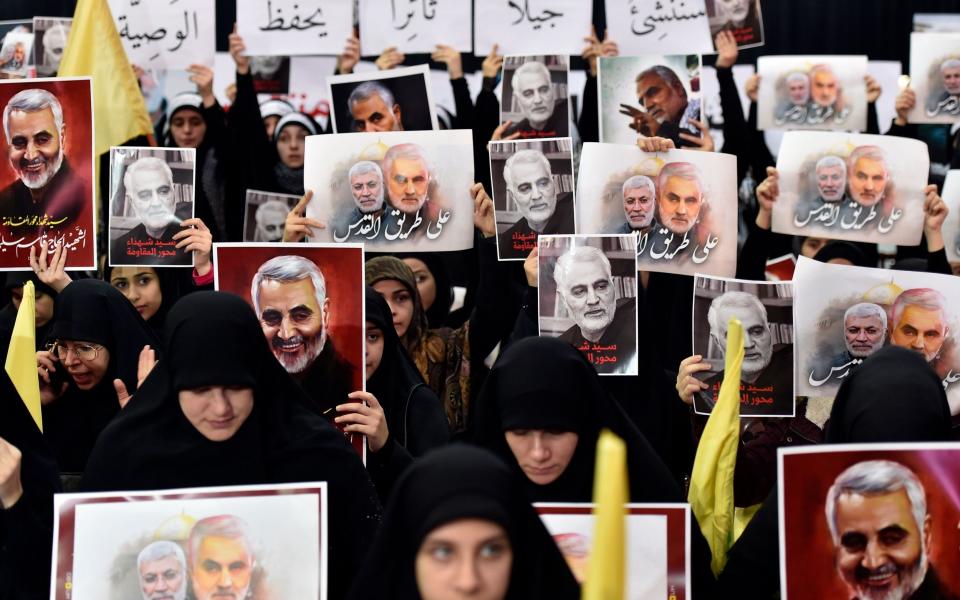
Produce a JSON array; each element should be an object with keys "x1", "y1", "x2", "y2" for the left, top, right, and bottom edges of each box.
[
  {"x1": 333, "y1": 160, "x2": 386, "y2": 241},
  {"x1": 617, "y1": 175, "x2": 655, "y2": 234},
  {"x1": 382, "y1": 143, "x2": 443, "y2": 239},
  {"x1": 926, "y1": 58, "x2": 960, "y2": 116},
  {"x1": 499, "y1": 149, "x2": 574, "y2": 259},
  {"x1": 251, "y1": 255, "x2": 355, "y2": 410},
  {"x1": 844, "y1": 145, "x2": 892, "y2": 229},
  {"x1": 776, "y1": 72, "x2": 811, "y2": 125},
  {"x1": 252, "y1": 199, "x2": 288, "y2": 242},
  {"x1": 137, "y1": 541, "x2": 188, "y2": 600},
  {"x1": 507, "y1": 59, "x2": 568, "y2": 139},
  {"x1": 554, "y1": 245, "x2": 637, "y2": 374},
  {"x1": 348, "y1": 81, "x2": 404, "y2": 132},
  {"x1": 700, "y1": 291, "x2": 792, "y2": 415},
  {"x1": 618, "y1": 65, "x2": 702, "y2": 148},
  {"x1": 795, "y1": 155, "x2": 848, "y2": 227},
  {"x1": 643, "y1": 161, "x2": 708, "y2": 261},
  {"x1": 826, "y1": 460, "x2": 954, "y2": 600},
  {"x1": 0, "y1": 88, "x2": 86, "y2": 238},
  {"x1": 813, "y1": 303, "x2": 887, "y2": 386},
  {"x1": 188, "y1": 516, "x2": 257, "y2": 600},
  {"x1": 889, "y1": 289, "x2": 951, "y2": 374}
]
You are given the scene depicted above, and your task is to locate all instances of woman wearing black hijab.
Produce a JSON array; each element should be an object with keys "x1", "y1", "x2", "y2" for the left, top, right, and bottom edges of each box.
[
  {"x1": 0, "y1": 273, "x2": 57, "y2": 363},
  {"x1": 36, "y1": 280, "x2": 161, "y2": 477},
  {"x1": 336, "y1": 289, "x2": 449, "y2": 500},
  {"x1": 81, "y1": 291, "x2": 381, "y2": 600},
  {"x1": 347, "y1": 444, "x2": 580, "y2": 600},
  {"x1": 717, "y1": 346, "x2": 954, "y2": 599},
  {"x1": 473, "y1": 336, "x2": 681, "y2": 503}
]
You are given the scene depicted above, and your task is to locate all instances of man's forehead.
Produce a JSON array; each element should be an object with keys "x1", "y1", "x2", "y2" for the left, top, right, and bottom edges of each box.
[
  {"x1": 624, "y1": 187, "x2": 653, "y2": 198},
  {"x1": 8, "y1": 107, "x2": 58, "y2": 131},
  {"x1": 854, "y1": 156, "x2": 885, "y2": 172},
  {"x1": 258, "y1": 277, "x2": 319, "y2": 307},
  {"x1": 516, "y1": 69, "x2": 550, "y2": 89},
  {"x1": 818, "y1": 165, "x2": 844, "y2": 175},
  {"x1": 353, "y1": 93, "x2": 389, "y2": 114},
  {"x1": 130, "y1": 168, "x2": 171, "y2": 189},
  {"x1": 847, "y1": 314, "x2": 882, "y2": 326},
  {"x1": 899, "y1": 304, "x2": 945, "y2": 326},
  {"x1": 352, "y1": 171, "x2": 380, "y2": 182},
  {"x1": 835, "y1": 489, "x2": 916, "y2": 530},
  {"x1": 662, "y1": 175, "x2": 702, "y2": 196},
  {"x1": 197, "y1": 535, "x2": 252, "y2": 560},
  {"x1": 564, "y1": 258, "x2": 608, "y2": 283},
  {"x1": 718, "y1": 303, "x2": 764, "y2": 325},
  {"x1": 141, "y1": 554, "x2": 182, "y2": 571},
  {"x1": 512, "y1": 160, "x2": 549, "y2": 180},
  {"x1": 638, "y1": 73, "x2": 667, "y2": 90},
  {"x1": 391, "y1": 156, "x2": 427, "y2": 173}
]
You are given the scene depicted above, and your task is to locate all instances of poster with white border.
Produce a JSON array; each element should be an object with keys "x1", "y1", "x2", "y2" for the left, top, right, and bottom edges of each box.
[
  {"x1": 358, "y1": 0, "x2": 471, "y2": 56},
  {"x1": 107, "y1": 0, "x2": 216, "y2": 69},
  {"x1": 236, "y1": 0, "x2": 353, "y2": 56},
  {"x1": 757, "y1": 55, "x2": 868, "y2": 131},
  {"x1": 908, "y1": 32, "x2": 960, "y2": 124}
]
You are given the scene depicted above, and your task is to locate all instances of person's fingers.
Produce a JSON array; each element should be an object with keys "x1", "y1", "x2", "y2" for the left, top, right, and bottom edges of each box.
[
  {"x1": 678, "y1": 354, "x2": 703, "y2": 369},
  {"x1": 291, "y1": 190, "x2": 313, "y2": 215},
  {"x1": 114, "y1": 379, "x2": 130, "y2": 408},
  {"x1": 302, "y1": 218, "x2": 326, "y2": 229},
  {"x1": 55, "y1": 242, "x2": 67, "y2": 271},
  {"x1": 364, "y1": 394, "x2": 382, "y2": 411},
  {"x1": 678, "y1": 132, "x2": 704, "y2": 146},
  {"x1": 28, "y1": 245, "x2": 38, "y2": 271},
  {"x1": 38, "y1": 241, "x2": 48, "y2": 269}
]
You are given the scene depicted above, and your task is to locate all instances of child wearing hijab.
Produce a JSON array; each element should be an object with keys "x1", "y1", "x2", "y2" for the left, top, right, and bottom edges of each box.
[
  {"x1": 718, "y1": 346, "x2": 955, "y2": 598},
  {"x1": 81, "y1": 291, "x2": 381, "y2": 600},
  {"x1": 336, "y1": 289, "x2": 449, "y2": 500},
  {"x1": 35, "y1": 280, "x2": 161, "y2": 477},
  {"x1": 346, "y1": 444, "x2": 580, "y2": 600}
]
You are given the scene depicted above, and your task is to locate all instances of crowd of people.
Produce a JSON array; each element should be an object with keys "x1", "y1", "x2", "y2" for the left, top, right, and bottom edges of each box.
[{"x1": 1, "y1": 7, "x2": 959, "y2": 600}]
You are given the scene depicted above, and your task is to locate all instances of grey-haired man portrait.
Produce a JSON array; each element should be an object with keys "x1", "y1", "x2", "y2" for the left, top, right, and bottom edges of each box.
[
  {"x1": 348, "y1": 81, "x2": 404, "y2": 132},
  {"x1": 137, "y1": 540, "x2": 187, "y2": 600}
]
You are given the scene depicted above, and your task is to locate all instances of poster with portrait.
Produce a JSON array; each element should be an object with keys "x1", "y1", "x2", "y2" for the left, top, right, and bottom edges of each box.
[
  {"x1": 603, "y1": 0, "x2": 713, "y2": 58},
  {"x1": 793, "y1": 256, "x2": 960, "y2": 413},
  {"x1": 536, "y1": 503, "x2": 692, "y2": 600},
  {"x1": 473, "y1": 0, "x2": 593, "y2": 55},
  {"x1": 32, "y1": 17, "x2": 71, "y2": 77},
  {"x1": 538, "y1": 235, "x2": 639, "y2": 376},
  {"x1": 489, "y1": 137, "x2": 575, "y2": 260},
  {"x1": 107, "y1": 0, "x2": 216, "y2": 69},
  {"x1": 0, "y1": 20, "x2": 31, "y2": 55},
  {"x1": 327, "y1": 65, "x2": 438, "y2": 133},
  {"x1": 779, "y1": 444, "x2": 960, "y2": 600},
  {"x1": 757, "y1": 55, "x2": 868, "y2": 131},
  {"x1": 250, "y1": 55, "x2": 290, "y2": 94},
  {"x1": 108, "y1": 147, "x2": 196, "y2": 268},
  {"x1": 909, "y1": 33, "x2": 960, "y2": 124},
  {"x1": 236, "y1": 0, "x2": 353, "y2": 56},
  {"x1": 706, "y1": 0, "x2": 764, "y2": 50},
  {"x1": 359, "y1": 0, "x2": 472, "y2": 55},
  {"x1": 243, "y1": 190, "x2": 300, "y2": 242},
  {"x1": 304, "y1": 129, "x2": 475, "y2": 252},
  {"x1": 576, "y1": 143, "x2": 738, "y2": 277},
  {"x1": 914, "y1": 13, "x2": 960, "y2": 32},
  {"x1": 598, "y1": 55, "x2": 703, "y2": 145},
  {"x1": 50, "y1": 483, "x2": 327, "y2": 600},
  {"x1": 772, "y1": 131, "x2": 930, "y2": 246},
  {"x1": 0, "y1": 78, "x2": 95, "y2": 271},
  {"x1": 943, "y1": 170, "x2": 960, "y2": 264},
  {"x1": 691, "y1": 275, "x2": 795, "y2": 417},
  {"x1": 213, "y1": 242, "x2": 366, "y2": 456},
  {"x1": 0, "y1": 30, "x2": 33, "y2": 78},
  {"x1": 500, "y1": 55, "x2": 571, "y2": 139}
]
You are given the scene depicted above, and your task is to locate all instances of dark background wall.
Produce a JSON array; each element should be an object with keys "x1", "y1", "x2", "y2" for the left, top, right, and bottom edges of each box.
[{"x1": 3, "y1": 0, "x2": 960, "y2": 69}]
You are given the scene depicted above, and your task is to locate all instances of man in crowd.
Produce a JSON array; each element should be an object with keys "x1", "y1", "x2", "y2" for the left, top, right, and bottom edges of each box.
[
  {"x1": 188, "y1": 516, "x2": 256, "y2": 600},
  {"x1": 137, "y1": 540, "x2": 188, "y2": 600},
  {"x1": 554, "y1": 245, "x2": 637, "y2": 374},
  {"x1": 348, "y1": 81, "x2": 403, "y2": 133},
  {"x1": 499, "y1": 148, "x2": 574, "y2": 259},
  {"x1": 251, "y1": 254, "x2": 355, "y2": 407},
  {"x1": 509, "y1": 59, "x2": 567, "y2": 138},
  {"x1": 0, "y1": 87, "x2": 87, "y2": 236},
  {"x1": 111, "y1": 156, "x2": 189, "y2": 266},
  {"x1": 794, "y1": 155, "x2": 847, "y2": 226},
  {"x1": 619, "y1": 65, "x2": 701, "y2": 146},
  {"x1": 333, "y1": 160, "x2": 386, "y2": 241},
  {"x1": 825, "y1": 460, "x2": 949, "y2": 600},
  {"x1": 618, "y1": 175, "x2": 656, "y2": 234},
  {"x1": 813, "y1": 303, "x2": 887, "y2": 386},
  {"x1": 701, "y1": 290, "x2": 792, "y2": 413},
  {"x1": 252, "y1": 199, "x2": 288, "y2": 242}
]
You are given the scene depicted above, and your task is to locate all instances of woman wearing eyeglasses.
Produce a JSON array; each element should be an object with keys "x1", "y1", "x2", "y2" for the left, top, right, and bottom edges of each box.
[{"x1": 34, "y1": 280, "x2": 160, "y2": 480}]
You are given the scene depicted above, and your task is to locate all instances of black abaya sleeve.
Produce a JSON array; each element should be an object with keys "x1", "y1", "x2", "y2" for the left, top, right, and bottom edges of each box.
[
  {"x1": 715, "y1": 487, "x2": 781, "y2": 599},
  {"x1": 577, "y1": 74, "x2": 599, "y2": 143},
  {"x1": 735, "y1": 218, "x2": 773, "y2": 281},
  {"x1": 450, "y1": 77, "x2": 474, "y2": 130}
]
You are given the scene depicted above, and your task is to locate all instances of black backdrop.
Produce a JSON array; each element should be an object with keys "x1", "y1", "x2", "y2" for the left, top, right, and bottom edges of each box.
[{"x1": 4, "y1": 1, "x2": 960, "y2": 71}]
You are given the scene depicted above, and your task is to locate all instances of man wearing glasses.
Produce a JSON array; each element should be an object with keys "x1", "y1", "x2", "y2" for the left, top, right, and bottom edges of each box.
[{"x1": 499, "y1": 149, "x2": 574, "y2": 259}]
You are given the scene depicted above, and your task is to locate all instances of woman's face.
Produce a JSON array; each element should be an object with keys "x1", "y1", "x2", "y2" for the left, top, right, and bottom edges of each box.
[
  {"x1": 365, "y1": 322, "x2": 385, "y2": 380},
  {"x1": 277, "y1": 124, "x2": 308, "y2": 169},
  {"x1": 504, "y1": 430, "x2": 579, "y2": 485},
  {"x1": 170, "y1": 109, "x2": 206, "y2": 149},
  {"x1": 402, "y1": 257, "x2": 437, "y2": 312},
  {"x1": 10, "y1": 286, "x2": 55, "y2": 327},
  {"x1": 56, "y1": 340, "x2": 111, "y2": 390},
  {"x1": 178, "y1": 386, "x2": 255, "y2": 441},
  {"x1": 371, "y1": 279, "x2": 415, "y2": 338},
  {"x1": 801, "y1": 237, "x2": 828, "y2": 258},
  {"x1": 110, "y1": 267, "x2": 163, "y2": 321},
  {"x1": 416, "y1": 518, "x2": 513, "y2": 600}
]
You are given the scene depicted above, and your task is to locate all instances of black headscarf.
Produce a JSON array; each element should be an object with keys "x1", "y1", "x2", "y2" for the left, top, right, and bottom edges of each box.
[
  {"x1": 366, "y1": 288, "x2": 447, "y2": 454},
  {"x1": 42, "y1": 280, "x2": 161, "y2": 473},
  {"x1": 812, "y1": 240, "x2": 870, "y2": 267},
  {"x1": 0, "y1": 273, "x2": 57, "y2": 356},
  {"x1": 347, "y1": 444, "x2": 580, "y2": 600},
  {"x1": 391, "y1": 253, "x2": 454, "y2": 329},
  {"x1": 473, "y1": 336, "x2": 681, "y2": 503},
  {"x1": 80, "y1": 291, "x2": 381, "y2": 599},
  {"x1": 825, "y1": 345, "x2": 952, "y2": 443},
  {"x1": 102, "y1": 265, "x2": 187, "y2": 337}
]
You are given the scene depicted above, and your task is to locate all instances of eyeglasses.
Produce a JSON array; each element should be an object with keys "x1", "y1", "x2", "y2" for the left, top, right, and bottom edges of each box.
[{"x1": 47, "y1": 341, "x2": 103, "y2": 362}]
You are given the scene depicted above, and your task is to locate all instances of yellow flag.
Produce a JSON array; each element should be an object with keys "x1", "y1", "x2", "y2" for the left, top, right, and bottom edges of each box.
[
  {"x1": 582, "y1": 429, "x2": 627, "y2": 600},
  {"x1": 58, "y1": 0, "x2": 154, "y2": 156},
  {"x1": 688, "y1": 318, "x2": 743, "y2": 576},
  {"x1": 5, "y1": 281, "x2": 42, "y2": 432}
]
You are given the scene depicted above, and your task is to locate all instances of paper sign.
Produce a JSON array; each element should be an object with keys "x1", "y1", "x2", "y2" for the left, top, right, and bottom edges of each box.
[
  {"x1": 359, "y1": 0, "x2": 472, "y2": 55},
  {"x1": 236, "y1": 0, "x2": 353, "y2": 56},
  {"x1": 605, "y1": 0, "x2": 714, "y2": 55},
  {"x1": 757, "y1": 55, "x2": 868, "y2": 131},
  {"x1": 473, "y1": 0, "x2": 593, "y2": 55},
  {"x1": 108, "y1": 0, "x2": 215, "y2": 69},
  {"x1": 942, "y1": 170, "x2": 960, "y2": 264},
  {"x1": 908, "y1": 32, "x2": 960, "y2": 124}
]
